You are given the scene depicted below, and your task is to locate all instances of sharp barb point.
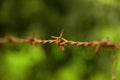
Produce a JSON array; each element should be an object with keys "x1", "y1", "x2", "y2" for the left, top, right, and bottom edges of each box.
[
  {"x1": 61, "y1": 46, "x2": 65, "y2": 51},
  {"x1": 95, "y1": 46, "x2": 101, "y2": 53},
  {"x1": 59, "y1": 29, "x2": 64, "y2": 38}
]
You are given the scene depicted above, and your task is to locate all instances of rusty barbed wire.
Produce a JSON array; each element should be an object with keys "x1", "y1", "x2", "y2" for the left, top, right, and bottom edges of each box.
[
  {"x1": 0, "y1": 29, "x2": 120, "y2": 52},
  {"x1": 0, "y1": 29, "x2": 119, "y2": 80}
]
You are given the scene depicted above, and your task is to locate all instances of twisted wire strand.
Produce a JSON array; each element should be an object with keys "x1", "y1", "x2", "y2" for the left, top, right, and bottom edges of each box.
[
  {"x1": 0, "y1": 29, "x2": 119, "y2": 80},
  {"x1": 0, "y1": 30, "x2": 120, "y2": 52}
]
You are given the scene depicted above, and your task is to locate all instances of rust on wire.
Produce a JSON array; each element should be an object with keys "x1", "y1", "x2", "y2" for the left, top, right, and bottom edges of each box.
[
  {"x1": 0, "y1": 29, "x2": 120, "y2": 52},
  {"x1": 0, "y1": 29, "x2": 119, "y2": 80}
]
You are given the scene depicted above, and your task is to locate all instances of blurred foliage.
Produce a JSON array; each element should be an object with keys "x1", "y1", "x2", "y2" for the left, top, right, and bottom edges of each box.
[{"x1": 0, "y1": 0, "x2": 120, "y2": 80}]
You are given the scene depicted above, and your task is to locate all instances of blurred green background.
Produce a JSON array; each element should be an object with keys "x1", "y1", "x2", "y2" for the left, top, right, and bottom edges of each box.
[{"x1": 0, "y1": 0, "x2": 120, "y2": 80}]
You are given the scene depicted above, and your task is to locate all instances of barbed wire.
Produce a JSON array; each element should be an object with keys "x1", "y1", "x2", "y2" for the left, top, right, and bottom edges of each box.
[
  {"x1": 0, "y1": 29, "x2": 120, "y2": 52},
  {"x1": 0, "y1": 29, "x2": 119, "y2": 80}
]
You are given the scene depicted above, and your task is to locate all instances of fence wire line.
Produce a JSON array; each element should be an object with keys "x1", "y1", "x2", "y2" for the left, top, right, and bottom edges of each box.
[
  {"x1": 0, "y1": 29, "x2": 119, "y2": 80},
  {"x1": 0, "y1": 29, "x2": 120, "y2": 52}
]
